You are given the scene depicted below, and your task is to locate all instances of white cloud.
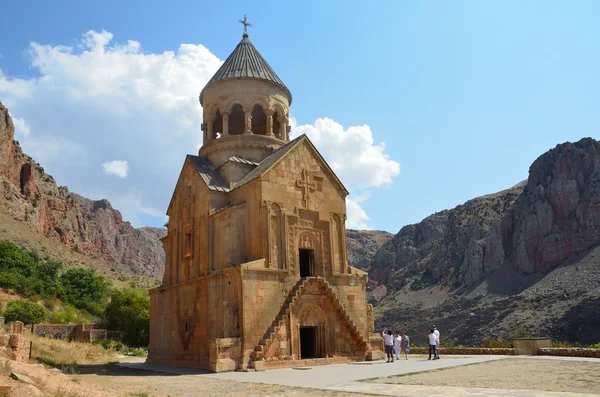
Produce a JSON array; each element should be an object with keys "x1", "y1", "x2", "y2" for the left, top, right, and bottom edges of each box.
[
  {"x1": 346, "y1": 193, "x2": 372, "y2": 230},
  {"x1": 102, "y1": 160, "x2": 129, "y2": 178},
  {"x1": 291, "y1": 118, "x2": 400, "y2": 189},
  {"x1": 0, "y1": 30, "x2": 399, "y2": 229},
  {"x1": 291, "y1": 118, "x2": 400, "y2": 229},
  {"x1": 12, "y1": 117, "x2": 31, "y2": 137}
]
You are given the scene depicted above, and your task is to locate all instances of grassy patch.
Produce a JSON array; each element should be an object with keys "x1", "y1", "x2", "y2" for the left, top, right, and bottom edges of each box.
[{"x1": 30, "y1": 334, "x2": 115, "y2": 368}]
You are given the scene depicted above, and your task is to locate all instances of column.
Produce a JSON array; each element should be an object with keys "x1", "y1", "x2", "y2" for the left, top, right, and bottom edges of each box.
[
  {"x1": 222, "y1": 111, "x2": 230, "y2": 136},
  {"x1": 207, "y1": 119, "x2": 214, "y2": 140},
  {"x1": 243, "y1": 110, "x2": 253, "y2": 135},
  {"x1": 280, "y1": 117, "x2": 287, "y2": 140},
  {"x1": 266, "y1": 112, "x2": 275, "y2": 137}
]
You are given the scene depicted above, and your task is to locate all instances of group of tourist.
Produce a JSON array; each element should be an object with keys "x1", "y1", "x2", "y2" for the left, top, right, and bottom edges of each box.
[
  {"x1": 381, "y1": 325, "x2": 440, "y2": 362},
  {"x1": 381, "y1": 329, "x2": 410, "y2": 362}
]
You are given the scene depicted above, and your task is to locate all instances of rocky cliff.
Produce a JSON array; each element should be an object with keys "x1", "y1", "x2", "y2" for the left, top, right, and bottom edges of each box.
[
  {"x1": 345, "y1": 229, "x2": 392, "y2": 271},
  {"x1": 370, "y1": 138, "x2": 600, "y2": 345},
  {"x1": 370, "y1": 138, "x2": 600, "y2": 289},
  {"x1": 0, "y1": 102, "x2": 166, "y2": 276}
]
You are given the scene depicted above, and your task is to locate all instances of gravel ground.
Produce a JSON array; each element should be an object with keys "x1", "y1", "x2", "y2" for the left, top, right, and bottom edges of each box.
[{"x1": 369, "y1": 357, "x2": 600, "y2": 394}]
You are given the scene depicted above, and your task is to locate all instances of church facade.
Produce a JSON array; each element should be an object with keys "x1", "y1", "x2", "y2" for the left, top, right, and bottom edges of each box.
[{"x1": 148, "y1": 29, "x2": 380, "y2": 372}]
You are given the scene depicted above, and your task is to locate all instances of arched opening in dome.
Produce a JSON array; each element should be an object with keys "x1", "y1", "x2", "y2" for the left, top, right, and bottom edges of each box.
[
  {"x1": 213, "y1": 110, "x2": 222, "y2": 139},
  {"x1": 229, "y1": 104, "x2": 245, "y2": 135},
  {"x1": 251, "y1": 104, "x2": 267, "y2": 135},
  {"x1": 273, "y1": 112, "x2": 282, "y2": 139}
]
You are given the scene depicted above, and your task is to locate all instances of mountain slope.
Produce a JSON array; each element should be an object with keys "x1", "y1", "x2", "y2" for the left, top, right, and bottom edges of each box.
[
  {"x1": 370, "y1": 138, "x2": 600, "y2": 345},
  {"x1": 0, "y1": 101, "x2": 166, "y2": 277}
]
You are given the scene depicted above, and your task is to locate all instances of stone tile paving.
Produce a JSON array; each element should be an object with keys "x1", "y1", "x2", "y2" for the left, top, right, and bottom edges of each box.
[{"x1": 121, "y1": 355, "x2": 600, "y2": 396}]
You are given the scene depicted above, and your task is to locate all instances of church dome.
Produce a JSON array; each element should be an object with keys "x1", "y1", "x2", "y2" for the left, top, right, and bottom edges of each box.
[
  {"x1": 199, "y1": 34, "x2": 292, "y2": 106},
  {"x1": 198, "y1": 28, "x2": 293, "y2": 168}
]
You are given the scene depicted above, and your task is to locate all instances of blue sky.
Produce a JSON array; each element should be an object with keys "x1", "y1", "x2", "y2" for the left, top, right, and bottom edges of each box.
[{"x1": 1, "y1": 1, "x2": 599, "y2": 233}]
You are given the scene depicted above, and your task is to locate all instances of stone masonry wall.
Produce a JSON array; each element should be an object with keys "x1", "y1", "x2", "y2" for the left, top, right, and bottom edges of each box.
[
  {"x1": 32, "y1": 324, "x2": 76, "y2": 341},
  {"x1": 410, "y1": 347, "x2": 515, "y2": 355},
  {"x1": 538, "y1": 348, "x2": 600, "y2": 358}
]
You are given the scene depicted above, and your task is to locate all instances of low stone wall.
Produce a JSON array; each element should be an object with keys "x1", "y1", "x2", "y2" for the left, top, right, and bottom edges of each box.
[
  {"x1": 32, "y1": 324, "x2": 77, "y2": 341},
  {"x1": 32, "y1": 323, "x2": 113, "y2": 342},
  {"x1": 0, "y1": 334, "x2": 31, "y2": 362},
  {"x1": 90, "y1": 329, "x2": 107, "y2": 342},
  {"x1": 538, "y1": 348, "x2": 600, "y2": 358},
  {"x1": 8, "y1": 335, "x2": 31, "y2": 362},
  {"x1": 409, "y1": 347, "x2": 515, "y2": 355},
  {"x1": 106, "y1": 331, "x2": 123, "y2": 341}
]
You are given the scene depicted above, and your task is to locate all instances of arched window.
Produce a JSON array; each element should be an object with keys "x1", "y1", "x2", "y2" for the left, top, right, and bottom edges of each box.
[
  {"x1": 251, "y1": 104, "x2": 267, "y2": 135},
  {"x1": 229, "y1": 104, "x2": 245, "y2": 135},
  {"x1": 213, "y1": 110, "x2": 222, "y2": 138},
  {"x1": 273, "y1": 112, "x2": 281, "y2": 139}
]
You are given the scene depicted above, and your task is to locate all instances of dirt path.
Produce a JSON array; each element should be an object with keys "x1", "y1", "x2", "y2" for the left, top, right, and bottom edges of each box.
[{"x1": 369, "y1": 357, "x2": 600, "y2": 394}]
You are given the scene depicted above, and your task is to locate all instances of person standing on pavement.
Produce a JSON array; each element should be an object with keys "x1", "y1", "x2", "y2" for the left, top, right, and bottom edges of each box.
[
  {"x1": 400, "y1": 331, "x2": 410, "y2": 360},
  {"x1": 433, "y1": 325, "x2": 440, "y2": 359},
  {"x1": 393, "y1": 331, "x2": 401, "y2": 360},
  {"x1": 428, "y1": 329, "x2": 438, "y2": 360},
  {"x1": 382, "y1": 329, "x2": 394, "y2": 362}
]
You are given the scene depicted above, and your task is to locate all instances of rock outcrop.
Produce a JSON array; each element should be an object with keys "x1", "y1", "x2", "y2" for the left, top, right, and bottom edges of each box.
[
  {"x1": 505, "y1": 138, "x2": 600, "y2": 274},
  {"x1": 0, "y1": 102, "x2": 166, "y2": 276},
  {"x1": 370, "y1": 138, "x2": 600, "y2": 289},
  {"x1": 345, "y1": 229, "x2": 392, "y2": 271},
  {"x1": 369, "y1": 138, "x2": 600, "y2": 345}
]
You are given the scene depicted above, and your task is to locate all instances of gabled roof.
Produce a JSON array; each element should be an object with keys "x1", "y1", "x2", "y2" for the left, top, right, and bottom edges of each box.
[
  {"x1": 200, "y1": 34, "x2": 292, "y2": 105},
  {"x1": 187, "y1": 155, "x2": 230, "y2": 192},
  {"x1": 232, "y1": 135, "x2": 349, "y2": 196},
  {"x1": 225, "y1": 155, "x2": 259, "y2": 167}
]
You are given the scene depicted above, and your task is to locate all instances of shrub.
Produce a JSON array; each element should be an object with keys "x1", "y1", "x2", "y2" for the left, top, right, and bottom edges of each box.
[
  {"x1": 482, "y1": 338, "x2": 511, "y2": 348},
  {"x1": 0, "y1": 271, "x2": 25, "y2": 292},
  {"x1": 0, "y1": 241, "x2": 36, "y2": 277},
  {"x1": 513, "y1": 329, "x2": 535, "y2": 339},
  {"x1": 60, "y1": 268, "x2": 108, "y2": 316},
  {"x1": 4, "y1": 300, "x2": 46, "y2": 324},
  {"x1": 104, "y1": 288, "x2": 150, "y2": 346}
]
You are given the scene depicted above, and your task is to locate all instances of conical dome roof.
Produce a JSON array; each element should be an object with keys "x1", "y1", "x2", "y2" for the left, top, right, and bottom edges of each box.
[{"x1": 200, "y1": 34, "x2": 292, "y2": 105}]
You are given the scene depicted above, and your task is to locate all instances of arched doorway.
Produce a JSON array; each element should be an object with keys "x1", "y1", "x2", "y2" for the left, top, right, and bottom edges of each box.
[
  {"x1": 296, "y1": 304, "x2": 328, "y2": 359},
  {"x1": 229, "y1": 104, "x2": 245, "y2": 135},
  {"x1": 273, "y1": 112, "x2": 281, "y2": 138},
  {"x1": 251, "y1": 104, "x2": 267, "y2": 135}
]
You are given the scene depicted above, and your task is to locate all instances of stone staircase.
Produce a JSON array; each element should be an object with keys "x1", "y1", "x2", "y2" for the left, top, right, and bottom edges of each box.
[{"x1": 250, "y1": 276, "x2": 370, "y2": 362}]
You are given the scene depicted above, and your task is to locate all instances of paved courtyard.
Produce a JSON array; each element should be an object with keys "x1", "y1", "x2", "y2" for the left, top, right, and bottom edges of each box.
[{"x1": 120, "y1": 355, "x2": 600, "y2": 396}]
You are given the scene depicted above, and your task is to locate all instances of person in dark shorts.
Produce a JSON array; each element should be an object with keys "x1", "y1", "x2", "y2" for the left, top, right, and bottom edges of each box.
[{"x1": 428, "y1": 329, "x2": 438, "y2": 360}]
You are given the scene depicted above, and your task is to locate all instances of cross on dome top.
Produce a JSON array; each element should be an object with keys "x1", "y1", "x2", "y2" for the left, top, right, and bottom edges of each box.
[{"x1": 238, "y1": 14, "x2": 252, "y2": 37}]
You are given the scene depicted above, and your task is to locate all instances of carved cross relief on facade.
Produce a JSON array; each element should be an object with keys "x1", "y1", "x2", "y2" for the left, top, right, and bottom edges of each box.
[{"x1": 295, "y1": 169, "x2": 317, "y2": 207}]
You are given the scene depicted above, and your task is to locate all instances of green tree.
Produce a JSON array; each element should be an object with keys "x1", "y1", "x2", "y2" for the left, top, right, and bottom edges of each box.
[
  {"x1": 60, "y1": 268, "x2": 108, "y2": 316},
  {"x1": 0, "y1": 241, "x2": 36, "y2": 277},
  {"x1": 35, "y1": 259, "x2": 63, "y2": 298},
  {"x1": 0, "y1": 271, "x2": 25, "y2": 292},
  {"x1": 4, "y1": 300, "x2": 47, "y2": 324},
  {"x1": 104, "y1": 288, "x2": 150, "y2": 346}
]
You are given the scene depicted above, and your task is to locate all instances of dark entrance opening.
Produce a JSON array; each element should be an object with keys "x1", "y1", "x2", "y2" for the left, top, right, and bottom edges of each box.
[
  {"x1": 300, "y1": 326, "x2": 317, "y2": 359},
  {"x1": 299, "y1": 249, "x2": 313, "y2": 277}
]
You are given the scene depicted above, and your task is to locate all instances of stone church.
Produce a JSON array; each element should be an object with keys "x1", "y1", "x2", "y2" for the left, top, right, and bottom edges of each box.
[{"x1": 148, "y1": 27, "x2": 379, "y2": 372}]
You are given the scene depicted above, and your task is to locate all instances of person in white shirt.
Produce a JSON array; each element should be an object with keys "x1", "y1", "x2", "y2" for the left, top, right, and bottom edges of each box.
[
  {"x1": 428, "y1": 329, "x2": 438, "y2": 360},
  {"x1": 382, "y1": 329, "x2": 394, "y2": 362},
  {"x1": 393, "y1": 331, "x2": 402, "y2": 360},
  {"x1": 433, "y1": 325, "x2": 440, "y2": 359}
]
